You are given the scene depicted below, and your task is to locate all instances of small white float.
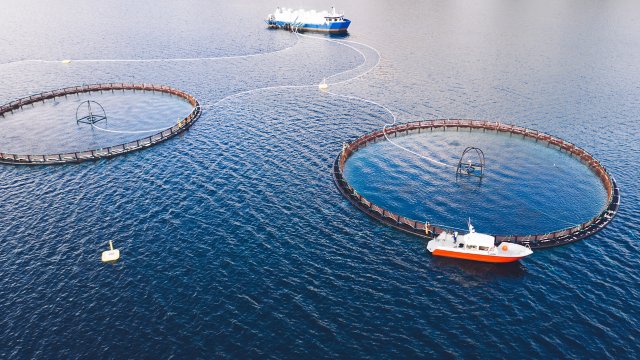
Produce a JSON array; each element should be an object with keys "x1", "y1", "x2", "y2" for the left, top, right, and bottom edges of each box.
[{"x1": 101, "y1": 240, "x2": 120, "y2": 262}]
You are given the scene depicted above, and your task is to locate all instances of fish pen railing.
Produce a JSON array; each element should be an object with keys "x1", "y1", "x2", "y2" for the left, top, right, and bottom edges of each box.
[
  {"x1": 333, "y1": 119, "x2": 620, "y2": 249},
  {"x1": 0, "y1": 83, "x2": 201, "y2": 165}
]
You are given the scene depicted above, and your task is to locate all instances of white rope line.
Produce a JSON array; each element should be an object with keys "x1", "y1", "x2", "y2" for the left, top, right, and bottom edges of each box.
[
  {"x1": 91, "y1": 123, "x2": 171, "y2": 134},
  {"x1": 295, "y1": 33, "x2": 369, "y2": 84},
  {"x1": 1, "y1": 36, "x2": 300, "y2": 65},
  {"x1": 85, "y1": 31, "x2": 370, "y2": 134},
  {"x1": 301, "y1": 33, "x2": 456, "y2": 168},
  {"x1": 313, "y1": 37, "x2": 384, "y2": 86},
  {"x1": 196, "y1": 31, "x2": 455, "y2": 169},
  {"x1": 208, "y1": 32, "x2": 364, "y2": 106},
  {"x1": 326, "y1": 91, "x2": 454, "y2": 168},
  {"x1": 308, "y1": 34, "x2": 590, "y2": 228},
  {"x1": 83, "y1": 32, "x2": 309, "y2": 134},
  {"x1": 5, "y1": 29, "x2": 465, "y2": 171},
  {"x1": 3, "y1": 28, "x2": 604, "y2": 233}
]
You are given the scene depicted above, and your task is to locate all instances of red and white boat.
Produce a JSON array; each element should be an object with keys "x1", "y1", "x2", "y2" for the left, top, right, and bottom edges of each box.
[{"x1": 427, "y1": 221, "x2": 533, "y2": 263}]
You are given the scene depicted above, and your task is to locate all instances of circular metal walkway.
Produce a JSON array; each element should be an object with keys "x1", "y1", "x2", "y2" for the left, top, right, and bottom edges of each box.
[
  {"x1": 0, "y1": 83, "x2": 201, "y2": 165},
  {"x1": 333, "y1": 119, "x2": 620, "y2": 249}
]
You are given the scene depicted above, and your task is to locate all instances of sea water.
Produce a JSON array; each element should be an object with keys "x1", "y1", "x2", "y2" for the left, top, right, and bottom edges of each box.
[{"x1": 0, "y1": 0, "x2": 638, "y2": 358}]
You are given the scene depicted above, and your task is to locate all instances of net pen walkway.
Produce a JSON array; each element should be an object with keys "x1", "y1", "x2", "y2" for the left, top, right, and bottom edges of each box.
[
  {"x1": 333, "y1": 119, "x2": 620, "y2": 249},
  {"x1": 0, "y1": 83, "x2": 201, "y2": 165}
]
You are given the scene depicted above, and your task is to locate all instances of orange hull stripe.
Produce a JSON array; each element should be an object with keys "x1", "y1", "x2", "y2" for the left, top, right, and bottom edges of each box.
[{"x1": 432, "y1": 249, "x2": 523, "y2": 263}]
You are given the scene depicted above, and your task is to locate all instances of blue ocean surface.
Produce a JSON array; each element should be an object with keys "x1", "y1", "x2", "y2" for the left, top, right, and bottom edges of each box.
[{"x1": 1, "y1": 0, "x2": 639, "y2": 358}]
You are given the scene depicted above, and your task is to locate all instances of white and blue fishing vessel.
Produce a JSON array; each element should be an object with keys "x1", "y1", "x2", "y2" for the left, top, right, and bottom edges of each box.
[{"x1": 266, "y1": 7, "x2": 351, "y2": 33}]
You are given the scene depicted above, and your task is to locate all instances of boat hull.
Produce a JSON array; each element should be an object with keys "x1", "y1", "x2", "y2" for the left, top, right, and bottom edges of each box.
[
  {"x1": 432, "y1": 249, "x2": 525, "y2": 263},
  {"x1": 266, "y1": 20, "x2": 351, "y2": 33}
]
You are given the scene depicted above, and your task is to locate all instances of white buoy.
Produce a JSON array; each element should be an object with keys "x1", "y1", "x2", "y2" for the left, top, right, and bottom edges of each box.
[
  {"x1": 101, "y1": 240, "x2": 120, "y2": 262},
  {"x1": 61, "y1": 59, "x2": 72, "y2": 64},
  {"x1": 318, "y1": 79, "x2": 328, "y2": 90}
]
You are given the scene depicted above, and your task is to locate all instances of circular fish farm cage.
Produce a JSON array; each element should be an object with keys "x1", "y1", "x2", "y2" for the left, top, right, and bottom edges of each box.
[
  {"x1": 333, "y1": 119, "x2": 620, "y2": 249},
  {"x1": 0, "y1": 83, "x2": 201, "y2": 165}
]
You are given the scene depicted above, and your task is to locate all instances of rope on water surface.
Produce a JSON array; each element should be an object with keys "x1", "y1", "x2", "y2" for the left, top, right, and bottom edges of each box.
[
  {"x1": 0, "y1": 24, "x2": 598, "y2": 193},
  {"x1": 313, "y1": 34, "x2": 457, "y2": 168},
  {"x1": 305, "y1": 34, "x2": 592, "y2": 229},
  {"x1": 194, "y1": 30, "x2": 459, "y2": 169},
  {"x1": 90, "y1": 123, "x2": 171, "y2": 134},
  {"x1": 1, "y1": 35, "x2": 301, "y2": 65},
  {"x1": 5, "y1": 28, "x2": 595, "y2": 232},
  {"x1": 4, "y1": 27, "x2": 451, "y2": 170}
]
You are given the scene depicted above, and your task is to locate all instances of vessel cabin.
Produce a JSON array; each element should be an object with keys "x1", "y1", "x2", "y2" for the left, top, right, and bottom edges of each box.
[
  {"x1": 324, "y1": 15, "x2": 345, "y2": 22},
  {"x1": 457, "y1": 232, "x2": 495, "y2": 251}
]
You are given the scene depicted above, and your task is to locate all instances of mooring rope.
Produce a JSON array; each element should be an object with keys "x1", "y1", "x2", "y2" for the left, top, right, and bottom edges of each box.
[
  {"x1": 3, "y1": 28, "x2": 449, "y2": 170},
  {"x1": 5, "y1": 27, "x2": 596, "y2": 233},
  {"x1": 1, "y1": 36, "x2": 300, "y2": 65},
  {"x1": 306, "y1": 34, "x2": 596, "y2": 230},
  {"x1": 90, "y1": 123, "x2": 171, "y2": 134},
  {"x1": 80, "y1": 30, "x2": 371, "y2": 134},
  {"x1": 196, "y1": 30, "x2": 458, "y2": 168},
  {"x1": 309, "y1": 34, "x2": 457, "y2": 168},
  {"x1": 205, "y1": 32, "x2": 373, "y2": 106},
  {"x1": 80, "y1": 31, "x2": 375, "y2": 135}
]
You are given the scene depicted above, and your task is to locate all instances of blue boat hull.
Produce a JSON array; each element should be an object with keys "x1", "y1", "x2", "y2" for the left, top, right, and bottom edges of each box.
[{"x1": 266, "y1": 19, "x2": 351, "y2": 33}]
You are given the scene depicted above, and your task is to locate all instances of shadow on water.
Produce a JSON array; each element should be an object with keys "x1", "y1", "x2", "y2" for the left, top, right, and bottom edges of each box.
[
  {"x1": 327, "y1": 32, "x2": 350, "y2": 39},
  {"x1": 454, "y1": 173, "x2": 484, "y2": 190},
  {"x1": 263, "y1": 27, "x2": 350, "y2": 39}
]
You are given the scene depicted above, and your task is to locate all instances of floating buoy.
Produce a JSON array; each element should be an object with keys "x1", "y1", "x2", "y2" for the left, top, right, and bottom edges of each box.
[
  {"x1": 61, "y1": 60, "x2": 72, "y2": 64},
  {"x1": 101, "y1": 240, "x2": 120, "y2": 262},
  {"x1": 318, "y1": 79, "x2": 328, "y2": 90}
]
